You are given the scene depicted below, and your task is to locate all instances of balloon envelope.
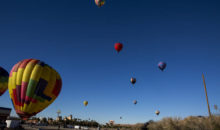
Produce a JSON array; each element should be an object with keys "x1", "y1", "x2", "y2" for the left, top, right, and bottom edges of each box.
[
  {"x1": 8, "y1": 59, "x2": 62, "y2": 120},
  {"x1": 84, "y1": 101, "x2": 88, "y2": 106},
  {"x1": 114, "y1": 43, "x2": 123, "y2": 53},
  {"x1": 95, "y1": 0, "x2": 105, "y2": 7},
  {"x1": 133, "y1": 100, "x2": 137, "y2": 105},
  {"x1": 158, "y1": 62, "x2": 166, "y2": 71},
  {"x1": 0, "y1": 67, "x2": 9, "y2": 96},
  {"x1": 155, "y1": 110, "x2": 160, "y2": 115},
  {"x1": 130, "y1": 77, "x2": 136, "y2": 85}
]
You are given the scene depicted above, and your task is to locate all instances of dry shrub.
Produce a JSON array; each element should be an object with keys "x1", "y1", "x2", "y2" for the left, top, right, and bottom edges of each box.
[
  {"x1": 147, "y1": 117, "x2": 181, "y2": 130},
  {"x1": 147, "y1": 116, "x2": 220, "y2": 130}
]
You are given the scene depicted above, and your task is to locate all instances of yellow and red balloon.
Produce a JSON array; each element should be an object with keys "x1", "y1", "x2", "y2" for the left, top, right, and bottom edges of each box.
[{"x1": 8, "y1": 59, "x2": 62, "y2": 120}]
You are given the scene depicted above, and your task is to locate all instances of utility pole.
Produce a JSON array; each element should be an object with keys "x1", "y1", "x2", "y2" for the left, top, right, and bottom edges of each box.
[
  {"x1": 202, "y1": 74, "x2": 212, "y2": 118},
  {"x1": 57, "y1": 109, "x2": 61, "y2": 130}
]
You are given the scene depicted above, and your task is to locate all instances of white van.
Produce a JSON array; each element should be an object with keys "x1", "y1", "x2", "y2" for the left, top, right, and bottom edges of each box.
[
  {"x1": 81, "y1": 126, "x2": 89, "y2": 129},
  {"x1": 74, "y1": 125, "x2": 81, "y2": 129}
]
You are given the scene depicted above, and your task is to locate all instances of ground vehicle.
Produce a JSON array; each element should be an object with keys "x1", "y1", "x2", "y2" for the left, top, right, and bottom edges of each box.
[
  {"x1": 74, "y1": 125, "x2": 81, "y2": 129},
  {"x1": 81, "y1": 126, "x2": 89, "y2": 129},
  {"x1": 67, "y1": 125, "x2": 74, "y2": 128}
]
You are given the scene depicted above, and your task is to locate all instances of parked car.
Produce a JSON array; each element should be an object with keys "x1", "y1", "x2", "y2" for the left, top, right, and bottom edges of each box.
[
  {"x1": 74, "y1": 125, "x2": 81, "y2": 129},
  {"x1": 81, "y1": 126, "x2": 89, "y2": 129},
  {"x1": 67, "y1": 125, "x2": 74, "y2": 128}
]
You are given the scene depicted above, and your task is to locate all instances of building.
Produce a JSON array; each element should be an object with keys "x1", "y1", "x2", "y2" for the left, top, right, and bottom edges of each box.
[
  {"x1": 26, "y1": 119, "x2": 39, "y2": 124},
  {"x1": 39, "y1": 117, "x2": 44, "y2": 121},
  {"x1": 67, "y1": 115, "x2": 72, "y2": 120},
  {"x1": 56, "y1": 116, "x2": 62, "y2": 121},
  {"x1": 47, "y1": 118, "x2": 53, "y2": 124},
  {"x1": 6, "y1": 116, "x2": 21, "y2": 128},
  {"x1": 0, "y1": 107, "x2": 11, "y2": 121},
  {"x1": 109, "y1": 120, "x2": 114, "y2": 125},
  {"x1": 63, "y1": 115, "x2": 73, "y2": 121}
]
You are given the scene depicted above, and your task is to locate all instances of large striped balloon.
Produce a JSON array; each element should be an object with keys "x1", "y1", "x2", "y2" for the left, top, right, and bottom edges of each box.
[
  {"x1": 0, "y1": 67, "x2": 9, "y2": 96},
  {"x1": 8, "y1": 59, "x2": 62, "y2": 120}
]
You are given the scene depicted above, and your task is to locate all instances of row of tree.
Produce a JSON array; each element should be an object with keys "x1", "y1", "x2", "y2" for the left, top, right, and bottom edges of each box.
[{"x1": 25, "y1": 117, "x2": 99, "y2": 127}]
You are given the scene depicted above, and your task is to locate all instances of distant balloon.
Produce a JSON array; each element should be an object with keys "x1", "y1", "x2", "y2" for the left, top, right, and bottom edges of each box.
[
  {"x1": 158, "y1": 62, "x2": 167, "y2": 71},
  {"x1": 130, "y1": 77, "x2": 136, "y2": 85},
  {"x1": 8, "y1": 59, "x2": 62, "y2": 120},
  {"x1": 95, "y1": 0, "x2": 105, "y2": 7},
  {"x1": 155, "y1": 110, "x2": 160, "y2": 115},
  {"x1": 120, "y1": 116, "x2": 122, "y2": 119},
  {"x1": 0, "y1": 67, "x2": 9, "y2": 96},
  {"x1": 84, "y1": 101, "x2": 88, "y2": 106},
  {"x1": 133, "y1": 100, "x2": 137, "y2": 105},
  {"x1": 114, "y1": 43, "x2": 123, "y2": 53}
]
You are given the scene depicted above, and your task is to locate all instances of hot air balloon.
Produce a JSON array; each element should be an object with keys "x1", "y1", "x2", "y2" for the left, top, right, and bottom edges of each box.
[
  {"x1": 155, "y1": 110, "x2": 160, "y2": 115},
  {"x1": 130, "y1": 77, "x2": 136, "y2": 85},
  {"x1": 0, "y1": 67, "x2": 9, "y2": 96},
  {"x1": 114, "y1": 43, "x2": 123, "y2": 53},
  {"x1": 158, "y1": 62, "x2": 167, "y2": 71},
  {"x1": 120, "y1": 116, "x2": 122, "y2": 119},
  {"x1": 133, "y1": 100, "x2": 137, "y2": 105},
  {"x1": 8, "y1": 59, "x2": 62, "y2": 120},
  {"x1": 95, "y1": 0, "x2": 105, "y2": 7},
  {"x1": 84, "y1": 101, "x2": 88, "y2": 106}
]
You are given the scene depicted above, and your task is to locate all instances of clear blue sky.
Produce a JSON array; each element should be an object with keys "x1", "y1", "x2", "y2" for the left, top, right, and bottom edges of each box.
[{"x1": 0, "y1": 0, "x2": 220, "y2": 124}]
